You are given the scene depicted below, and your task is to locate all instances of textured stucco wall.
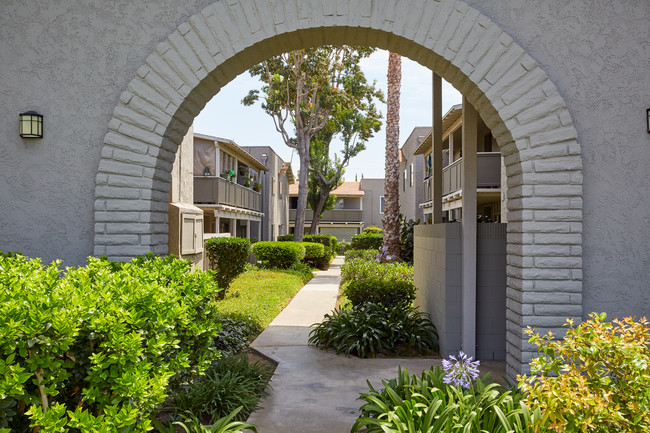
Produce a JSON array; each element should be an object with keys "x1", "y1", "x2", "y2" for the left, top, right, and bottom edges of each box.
[
  {"x1": 360, "y1": 178, "x2": 385, "y2": 229},
  {"x1": 0, "y1": 1, "x2": 215, "y2": 264},
  {"x1": 460, "y1": 0, "x2": 650, "y2": 321},
  {"x1": 0, "y1": 0, "x2": 647, "y2": 323}
]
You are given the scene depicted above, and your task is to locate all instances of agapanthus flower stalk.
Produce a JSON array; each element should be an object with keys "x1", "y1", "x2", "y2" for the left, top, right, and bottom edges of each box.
[{"x1": 442, "y1": 351, "x2": 480, "y2": 389}]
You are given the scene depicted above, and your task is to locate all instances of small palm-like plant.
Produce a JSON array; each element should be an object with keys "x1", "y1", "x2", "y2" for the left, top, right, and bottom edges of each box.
[
  {"x1": 352, "y1": 366, "x2": 543, "y2": 433},
  {"x1": 153, "y1": 407, "x2": 257, "y2": 433},
  {"x1": 308, "y1": 303, "x2": 438, "y2": 358}
]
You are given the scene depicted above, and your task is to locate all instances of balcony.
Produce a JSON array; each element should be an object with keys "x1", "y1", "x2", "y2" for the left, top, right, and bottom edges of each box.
[
  {"x1": 289, "y1": 209, "x2": 363, "y2": 223},
  {"x1": 194, "y1": 176, "x2": 261, "y2": 212},
  {"x1": 423, "y1": 153, "x2": 501, "y2": 202}
]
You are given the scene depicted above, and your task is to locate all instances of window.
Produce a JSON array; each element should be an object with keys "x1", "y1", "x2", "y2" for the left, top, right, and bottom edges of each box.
[
  {"x1": 289, "y1": 197, "x2": 298, "y2": 209},
  {"x1": 409, "y1": 163, "x2": 414, "y2": 187},
  {"x1": 403, "y1": 170, "x2": 407, "y2": 191},
  {"x1": 380, "y1": 196, "x2": 385, "y2": 214}
]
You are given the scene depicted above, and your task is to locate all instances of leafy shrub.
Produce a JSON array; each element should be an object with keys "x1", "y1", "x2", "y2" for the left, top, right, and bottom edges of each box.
[
  {"x1": 165, "y1": 353, "x2": 273, "y2": 424},
  {"x1": 519, "y1": 312, "x2": 650, "y2": 433},
  {"x1": 304, "y1": 234, "x2": 339, "y2": 259},
  {"x1": 344, "y1": 248, "x2": 379, "y2": 262},
  {"x1": 341, "y1": 259, "x2": 415, "y2": 309},
  {"x1": 276, "y1": 234, "x2": 294, "y2": 242},
  {"x1": 337, "y1": 240, "x2": 351, "y2": 255},
  {"x1": 302, "y1": 242, "x2": 325, "y2": 259},
  {"x1": 205, "y1": 237, "x2": 251, "y2": 299},
  {"x1": 309, "y1": 303, "x2": 438, "y2": 358},
  {"x1": 350, "y1": 232, "x2": 383, "y2": 250},
  {"x1": 252, "y1": 241, "x2": 305, "y2": 268},
  {"x1": 212, "y1": 315, "x2": 262, "y2": 356},
  {"x1": 0, "y1": 253, "x2": 222, "y2": 432},
  {"x1": 399, "y1": 217, "x2": 418, "y2": 264},
  {"x1": 352, "y1": 365, "x2": 542, "y2": 433},
  {"x1": 363, "y1": 225, "x2": 383, "y2": 234}
]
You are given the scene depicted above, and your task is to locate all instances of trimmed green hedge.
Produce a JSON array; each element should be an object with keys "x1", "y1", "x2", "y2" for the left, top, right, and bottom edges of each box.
[
  {"x1": 303, "y1": 234, "x2": 339, "y2": 259},
  {"x1": 350, "y1": 232, "x2": 383, "y2": 250},
  {"x1": 363, "y1": 225, "x2": 383, "y2": 234},
  {"x1": 252, "y1": 241, "x2": 305, "y2": 268},
  {"x1": 341, "y1": 258, "x2": 415, "y2": 309},
  {"x1": 303, "y1": 242, "x2": 326, "y2": 259},
  {"x1": 205, "y1": 236, "x2": 251, "y2": 299},
  {"x1": 277, "y1": 234, "x2": 294, "y2": 242},
  {"x1": 0, "y1": 252, "x2": 222, "y2": 433}
]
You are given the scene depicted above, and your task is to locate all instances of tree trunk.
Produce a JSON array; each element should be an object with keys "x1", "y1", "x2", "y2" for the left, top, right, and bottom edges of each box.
[
  {"x1": 293, "y1": 149, "x2": 310, "y2": 241},
  {"x1": 382, "y1": 52, "x2": 402, "y2": 258},
  {"x1": 309, "y1": 189, "x2": 330, "y2": 234}
]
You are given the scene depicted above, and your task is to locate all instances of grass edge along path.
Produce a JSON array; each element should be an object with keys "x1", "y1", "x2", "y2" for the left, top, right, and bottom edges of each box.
[{"x1": 216, "y1": 268, "x2": 312, "y2": 338}]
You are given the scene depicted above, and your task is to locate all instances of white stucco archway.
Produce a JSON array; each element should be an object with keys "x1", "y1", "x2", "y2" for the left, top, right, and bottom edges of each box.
[{"x1": 94, "y1": 0, "x2": 583, "y2": 377}]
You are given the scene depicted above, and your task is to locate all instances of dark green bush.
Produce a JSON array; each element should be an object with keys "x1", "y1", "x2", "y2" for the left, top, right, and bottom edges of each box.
[
  {"x1": 212, "y1": 314, "x2": 262, "y2": 356},
  {"x1": 252, "y1": 241, "x2": 305, "y2": 268},
  {"x1": 0, "y1": 253, "x2": 222, "y2": 432},
  {"x1": 350, "y1": 232, "x2": 383, "y2": 250},
  {"x1": 340, "y1": 259, "x2": 415, "y2": 309},
  {"x1": 308, "y1": 303, "x2": 438, "y2": 358},
  {"x1": 205, "y1": 237, "x2": 251, "y2": 299},
  {"x1": 165, "y1": 353, "x2": 273, "y2": 424},
  {"x1": 345, "y1": 248, "x2": 379, "y2": 262},
  {"x1": 363, "y1": 225, "x2": 383, "y2": 234},
  {"x1": 276, "y1": 234, "x2": 294, "y2": 242},
  {"x1": 399, "y1": 217, "x2": 418, "y2": 264}
]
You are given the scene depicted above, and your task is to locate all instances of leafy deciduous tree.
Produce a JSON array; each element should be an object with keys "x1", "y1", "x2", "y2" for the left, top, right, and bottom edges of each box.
[{"x1": 243, "y1": 46, "x2": 381, "y2": 240}]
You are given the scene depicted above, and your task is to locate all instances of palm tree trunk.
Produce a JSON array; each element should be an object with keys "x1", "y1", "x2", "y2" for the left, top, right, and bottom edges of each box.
[{"x1": 382, "y1": 52, "x2": 401, "y2": 258}]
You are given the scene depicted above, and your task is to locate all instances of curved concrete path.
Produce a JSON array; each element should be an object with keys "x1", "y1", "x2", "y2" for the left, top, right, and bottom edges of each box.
[{"x1": 248, "y1": 256, "x2": 505, "y2": 433}]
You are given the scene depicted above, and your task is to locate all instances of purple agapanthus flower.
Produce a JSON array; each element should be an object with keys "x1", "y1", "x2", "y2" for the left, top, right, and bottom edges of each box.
[{"x1": 442, "y1": 351, "x2": 480, "y2": 389}]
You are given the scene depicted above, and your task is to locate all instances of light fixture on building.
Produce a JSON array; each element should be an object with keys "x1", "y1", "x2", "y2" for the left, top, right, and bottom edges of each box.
[
  {"x1": 19, "y1": 111, "x2": 43, "y2": 138},
  {"x1": 261, "y1": 153, "x2": 268, "y2": 167},
  {"x1": 647, "y1": 108, "x2": 650, "y2": 133}
]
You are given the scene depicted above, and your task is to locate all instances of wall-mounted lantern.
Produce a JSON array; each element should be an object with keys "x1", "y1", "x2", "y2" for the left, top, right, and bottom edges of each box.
[
  {"x1": 647, "y1": 108, "x2": 650, "y2": 133},
  {"x1": 19, "y1": 111, "x2": 43, "y2": 138}
]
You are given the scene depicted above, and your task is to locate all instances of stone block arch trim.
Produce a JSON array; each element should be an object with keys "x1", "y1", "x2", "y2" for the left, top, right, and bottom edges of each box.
[{"x1": 94, "y1": 0, "x2": 583, "y2": 378}]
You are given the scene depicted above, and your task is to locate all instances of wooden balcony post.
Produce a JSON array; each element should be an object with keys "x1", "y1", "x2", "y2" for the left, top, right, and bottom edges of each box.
[{"x1": 461, "y1": 97, "x2": 478, "y2": 358}]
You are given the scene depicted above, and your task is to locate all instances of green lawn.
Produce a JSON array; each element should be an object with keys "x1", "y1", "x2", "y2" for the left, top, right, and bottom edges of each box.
[{"x1": 216, "y1": 268, "x2": 310, "y2": 332}]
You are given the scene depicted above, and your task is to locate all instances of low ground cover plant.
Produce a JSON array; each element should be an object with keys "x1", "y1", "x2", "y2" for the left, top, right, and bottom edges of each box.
[
  {"x1": 252, "y1": 241, "x2": 305, "y2": 268},
  {"x1": 308, "y1": 303, "x2": 438, "y2": 358},
  {"x1": 519, "y1": 312, "x2": 650, "y2": 433},
  {"x1": 344, "y1": 248, "x2": 379, "y2": 261},
  {"x1": 352, "y1": 359, "x2": 542, "y2": 433},
  {"x1": 205, "y1": 237, "x2": 251, "y2": 299},
  {"x1": 341, "y1": 258, "x2": 415, "y2": 309},
  {"x1": 0, "y1": 252, "x2": 222, "y2": 433}
]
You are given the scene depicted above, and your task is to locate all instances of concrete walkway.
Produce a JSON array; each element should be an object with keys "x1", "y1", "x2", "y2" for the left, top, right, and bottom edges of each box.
[{"x1": 248, "y1": 256, "x2": 505, "y2": 433}]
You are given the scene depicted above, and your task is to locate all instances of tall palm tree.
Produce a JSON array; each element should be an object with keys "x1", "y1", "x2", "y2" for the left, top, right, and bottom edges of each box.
[{"x1": 382, "y1": 52, "x2": 401, "y2": 258}]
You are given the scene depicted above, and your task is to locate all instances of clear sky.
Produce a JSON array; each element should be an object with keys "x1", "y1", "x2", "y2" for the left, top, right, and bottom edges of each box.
[{"x1": 194, "y1": 49, "x2": 462, "y2": 180}]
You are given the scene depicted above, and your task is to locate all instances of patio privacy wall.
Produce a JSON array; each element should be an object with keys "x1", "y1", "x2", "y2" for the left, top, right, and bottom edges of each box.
[{"x1": 414, "y1": 223, "x2": 506, "y2": 360}]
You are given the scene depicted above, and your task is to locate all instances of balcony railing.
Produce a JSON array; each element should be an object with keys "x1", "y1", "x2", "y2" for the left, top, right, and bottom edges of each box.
[
  {"x1": 289, "y1": 209, "x2": 363, "y2": 223},
  {"x1": 194, "y1": 176, "x2": 261, "y2": 212},
  {"x1": 423, "y1": 153, "x2": 501, "y2": 201}
]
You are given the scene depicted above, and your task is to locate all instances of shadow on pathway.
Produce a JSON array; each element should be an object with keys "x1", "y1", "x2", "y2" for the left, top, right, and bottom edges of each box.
[{"x1": 248, "y1": 256, "x2": 505, "y2": 433}]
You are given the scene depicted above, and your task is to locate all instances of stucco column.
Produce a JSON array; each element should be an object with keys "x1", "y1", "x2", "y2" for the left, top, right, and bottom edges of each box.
[
  {"x1": 461, "y1": 97, "x2": 477, "y2": 357},
  {"x1": 258, "y1": 220, "x2": 262, "y2": 242},
  {"x1": 432, "y1": 72, "x2": 443, "y2": 224},
  {"x1": 246, "y1": 219, "x2": 251, "y2": 239},
  {"x1": 231, "y1": 218, "x2": 237, "y2": 237}
]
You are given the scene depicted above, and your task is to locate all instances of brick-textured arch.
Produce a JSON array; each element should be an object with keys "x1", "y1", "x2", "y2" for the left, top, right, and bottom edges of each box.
[{"x1": 95, "y1": 0, "x2": 582, "y2": 377}]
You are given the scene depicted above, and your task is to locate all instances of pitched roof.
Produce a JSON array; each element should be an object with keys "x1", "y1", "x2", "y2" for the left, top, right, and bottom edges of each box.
[
  {"x1": 289, "y1": 181, "x2": 364, "y2": 196},
  {"x1": 279, "y1": 162, "x2": 295, "y2": 184}
]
